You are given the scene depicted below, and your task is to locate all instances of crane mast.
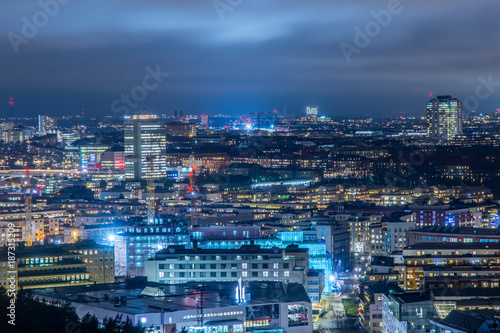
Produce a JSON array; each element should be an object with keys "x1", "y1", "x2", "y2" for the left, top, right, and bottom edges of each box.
[
  {"x1": 189, "y1": 166, "x2": 198, "y2": 227},
  {"x1": 249, "y1": 111, "x2": 274, "y2": 130},
  {"x1": 24, "y1": 168, "x2": 33, "y2": 246},
  {"x1": 147, "y1": 156, "x2": 156, "y2": 224}
]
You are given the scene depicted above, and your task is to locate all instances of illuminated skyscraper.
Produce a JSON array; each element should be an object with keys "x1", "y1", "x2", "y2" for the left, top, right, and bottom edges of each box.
[
  {"x1": 306, "y1": 106, "x2": 318, "y2": 116},
  {"x1": 124, "y1": 114, "x2": 166, "y2": 179},
  {"x1": 426, "y1": 95, "x2": 463, "y2": 140},
  {"x1": 38, "y1": 115, "x2": 58, "y2": 134},
  {"x1": 201, "y1": 115, "x2": 208, "y2": 126}
]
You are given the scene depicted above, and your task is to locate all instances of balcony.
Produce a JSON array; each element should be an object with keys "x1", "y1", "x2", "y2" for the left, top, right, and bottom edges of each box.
[
  {"x1": 18, "y1": 266, "x2": 87, "y2": 277},
  {"x1": 19, "y1": 279, "x2": 92, "y2": 287},
  {"x1": 18, "y1": 258, "x2": 83, "y2": 268}
]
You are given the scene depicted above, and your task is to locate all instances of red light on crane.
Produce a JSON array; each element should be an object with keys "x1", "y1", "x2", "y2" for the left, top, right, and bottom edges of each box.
[
  {"x1": 192, "y1": 166, "x2": 197, "y2": 171},
  {"x1": 189, "y1": 173, "x2": 193, "y2": 177},
  {"x1": 188, "y1": 186, "x2": 193, "y2": 191},
  {"x1": 95, "y1": 165, "x2": 100, "y2": 169},
  {"x1": 25, "y1": 168, "x2": 29, "y2": 173}
]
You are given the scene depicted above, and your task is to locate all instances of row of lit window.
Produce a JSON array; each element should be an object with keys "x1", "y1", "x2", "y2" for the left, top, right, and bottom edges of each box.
[{"x1": 183, "y1": 311, "x2": 243, "y2": 320}]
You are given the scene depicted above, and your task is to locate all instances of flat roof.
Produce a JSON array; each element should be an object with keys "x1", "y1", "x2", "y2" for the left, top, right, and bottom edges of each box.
[
  {"x1": 408, "y1": 225, "x2": 500, "y2": 236},
  {"x1": 31, "y1": 280, "x2": 310, "y2": 315},
  {"x1": 154, "y1": 244, "x2": 307, "y2": 259},
  {"x1": 405, "y1": 242, "x2": 500, "y2": 251},
  {"x1": 432, "y1": 287, "x2": 500, "y2": 299},
  {"x1": 391, "y1": 292, "x2": 430, "y2": 304}
]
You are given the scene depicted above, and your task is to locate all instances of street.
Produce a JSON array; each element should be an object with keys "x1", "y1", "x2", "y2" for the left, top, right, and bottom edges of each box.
[{"x1": 315, "y1": 293, "x2": 349, "y2": 330}]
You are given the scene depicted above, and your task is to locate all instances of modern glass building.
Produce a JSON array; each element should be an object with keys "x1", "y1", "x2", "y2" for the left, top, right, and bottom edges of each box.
[
  {"x1": 196, "y1": 231, "x2": 334, "y2": 293},
  {"x1": 124, "y1": 114, "x2": 166, "y2": 179}
]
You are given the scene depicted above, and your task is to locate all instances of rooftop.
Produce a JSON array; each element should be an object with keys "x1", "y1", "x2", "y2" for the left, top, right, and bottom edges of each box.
[
  {"x1": 31, "y1": 280, "x2": 310, "y2": 315},
  {"x1": 405, "y1": 242, "x2": 500, "y2": 251},
  {"x1": 408, "y1": 225, "x2": 500, "y2": 236},
  {"x1": 153, "y1": 244, "x2": 307, "y2": 259},
  {"x1": 391, "y1": 291, "x2": 431, "y2": 304},
  {"x1": 360, "y1": 281, "x2": 404, "y2": 295}
]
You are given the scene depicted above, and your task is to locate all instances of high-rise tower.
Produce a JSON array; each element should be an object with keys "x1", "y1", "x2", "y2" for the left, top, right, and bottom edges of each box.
[
  {"x1": 426, "y1": 95, "x2": 463, "y2": 140},
  {"x1": 124, "y1": 114, "x2": 166, "y2": 179}
]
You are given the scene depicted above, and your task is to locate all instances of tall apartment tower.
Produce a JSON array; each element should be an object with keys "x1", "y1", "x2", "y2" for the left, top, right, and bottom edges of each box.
[
  {"x1": 124, "y1": 114, "x2": 166, "y2": 179},
  {"x1": 426, "y1": 95, "x2": 463, "y2": 140},
  {"x1": 38, "y1": 115, "x2": 57, "y2": 134}
]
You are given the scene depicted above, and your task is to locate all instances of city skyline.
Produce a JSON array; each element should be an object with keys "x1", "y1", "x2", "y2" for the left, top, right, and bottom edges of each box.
[
  {"x1": 1, "y1": 0, "x2": 499, "y2": 117},
  {"x1": 2, "y1": 2, "x2": 500, "y2": 332}
]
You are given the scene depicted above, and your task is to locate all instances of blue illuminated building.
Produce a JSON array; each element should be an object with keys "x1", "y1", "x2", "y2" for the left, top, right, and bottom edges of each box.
[{"x1": 197, "y1": 230, "x2": 334, "y2": 293}]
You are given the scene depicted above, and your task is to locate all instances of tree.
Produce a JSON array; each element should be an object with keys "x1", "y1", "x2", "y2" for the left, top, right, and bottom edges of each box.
[{"x1": 0, "y1": 288, "x2": 145, "y2": 333}]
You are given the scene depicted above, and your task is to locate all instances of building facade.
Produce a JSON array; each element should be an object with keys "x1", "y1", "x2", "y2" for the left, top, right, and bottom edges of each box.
[
  {"x1": 124, "y1": 114, "x2": 166, "y2": 179},
  {"x1": 0, "y1": 240, "x2": 114, "y2": 289},
  {"x1": 426, "y1": 95, "x2": 463, "y2": 140},
  {"x1": 145, "y1": 244, "x2": 307, "y2": 285}
]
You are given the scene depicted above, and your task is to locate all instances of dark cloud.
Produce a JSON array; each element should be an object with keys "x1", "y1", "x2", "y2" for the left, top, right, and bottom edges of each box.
[{"x1": 0, "y1": 0, "x2": 499, "y2": 118}]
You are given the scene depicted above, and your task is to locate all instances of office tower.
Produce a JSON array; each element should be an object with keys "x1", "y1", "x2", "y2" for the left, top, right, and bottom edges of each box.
[
  {"x1": 306, "y1": 106, "x2": 318, "y2": 116},
  {"x1": 38, "y1": 115, "x2": 58, "y2": 134},
  {"x1": 426, "y1": 95, "x2": 463, "y2": 140},
  {"x1": 201, "y1": 115, "x2": 208, "y2": 126},
  {"x1": 165, "y1": 122, "x2": 196, "y2": 137},
  {"x1": 124, "y1": 114, "x2": 166, "y2": 179},
  {"x1": 79, "y1": 144, "x2": 110, "y2": 171},
  {"x1": 99, "y1": 147, "x2": 125, "y2": 171}
]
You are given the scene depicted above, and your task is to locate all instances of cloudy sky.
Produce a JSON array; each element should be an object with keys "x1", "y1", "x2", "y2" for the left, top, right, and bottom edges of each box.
[{"x1": 1, "y1": 0, "x2": 499, "y2": 118}]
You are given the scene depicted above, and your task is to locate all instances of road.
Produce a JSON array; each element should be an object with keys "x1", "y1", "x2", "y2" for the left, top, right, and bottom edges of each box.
[{"x1": 315, "y1": 293, "x2": 348, "y2": 330}]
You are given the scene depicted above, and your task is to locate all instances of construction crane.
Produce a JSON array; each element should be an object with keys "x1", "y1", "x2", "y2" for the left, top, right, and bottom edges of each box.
[
  {"x1": 188, "y1": 166, "x2": 198, "y2": 227},
  {"x1": 24, "y1": 168, "x2": 33, "y2": 246},
  {"x1": 249, "y1": 111, "x2": 275, "y2": 130},
  {"x1": 8, "y1": 97, "x2": 14, "y2": 120},
  {"x1": 147, "y1": 156, "x2": 156, "y2": 224}
]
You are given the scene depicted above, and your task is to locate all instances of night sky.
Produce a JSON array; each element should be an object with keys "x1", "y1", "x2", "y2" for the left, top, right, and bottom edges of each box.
[{"x1": 1, "y1": 0, "x2": 499, "y2": 118}]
